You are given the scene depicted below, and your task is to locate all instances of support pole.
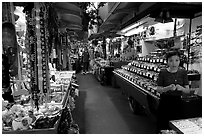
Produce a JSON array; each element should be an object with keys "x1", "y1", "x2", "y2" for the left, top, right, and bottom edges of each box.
[
  {"x1": 187, "y1": 18, "x2": 192, "y2": 71},
  {"x1": 173, "y1": 18, "x2": 177, "y2": 37}
]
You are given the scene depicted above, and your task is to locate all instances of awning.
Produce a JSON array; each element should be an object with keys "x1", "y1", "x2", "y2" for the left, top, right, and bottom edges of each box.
[{"x1": 99, "y1": 2, "x2": 202, "y2": 33}]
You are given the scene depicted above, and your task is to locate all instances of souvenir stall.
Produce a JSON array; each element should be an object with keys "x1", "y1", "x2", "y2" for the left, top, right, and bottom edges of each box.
[
  {"x1": 112, "y1": 6, "x2": 202, "y2": 132},
  {"x1": 2, "y1": 2, "x2": 79, "y2": 134}
]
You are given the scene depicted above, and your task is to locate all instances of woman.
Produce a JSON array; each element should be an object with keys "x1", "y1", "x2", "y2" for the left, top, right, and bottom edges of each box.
[{"x1": 156, "y1": 50, "x2": 190, "y2": 132}]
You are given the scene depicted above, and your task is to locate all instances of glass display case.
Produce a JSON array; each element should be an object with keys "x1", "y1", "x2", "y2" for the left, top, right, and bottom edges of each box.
[{"x1": 113, "y1": 54, "x2": 202, "y2": 121}]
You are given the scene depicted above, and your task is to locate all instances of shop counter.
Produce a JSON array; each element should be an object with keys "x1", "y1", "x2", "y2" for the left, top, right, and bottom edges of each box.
[
  {"x1": 113, "y1": 71, "x2": 202, "y2": 122},
  {"x1": 169, "y1": 117, "x2": 202, "y2": 134},
  {"x1": 113, "y1": 71, "x2": 159, "y2": 120}
]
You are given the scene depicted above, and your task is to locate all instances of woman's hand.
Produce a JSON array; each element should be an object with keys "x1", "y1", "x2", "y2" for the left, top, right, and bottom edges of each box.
[
  {"x1": 176, "y1": 84, "x2": 190, "y2": 93},
  {"x1": 176, "y1": 84, "x2": 184, "y2": 91},
  {"x1": 168, "y1": 84, "x2": 176, "y2": 91}
]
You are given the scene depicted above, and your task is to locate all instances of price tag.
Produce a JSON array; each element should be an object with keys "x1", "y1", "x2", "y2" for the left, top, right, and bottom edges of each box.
[
  {"x1": 147, "y1": 86, "x2": 150, "y2": 91},
  {"x1": 164, "y1": 60, "x2": 167, "y2": 64},
  {"x1": 154, "y1": 76, "x2": 157, "y2": 81},
  {"x1": 160, "y1": 59, "x2": 163, "y2": 63},
  {"x1": 156, "y1": 92, "x2": 160, "y2": 97},
  {"x1": 140, "y1": 82, "x2": 143, "y2": 86}
]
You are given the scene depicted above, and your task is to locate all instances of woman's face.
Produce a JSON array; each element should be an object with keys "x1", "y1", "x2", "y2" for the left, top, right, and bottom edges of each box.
[{"x1": 167, "y1": 55, "x2": 180, "y2": 70}]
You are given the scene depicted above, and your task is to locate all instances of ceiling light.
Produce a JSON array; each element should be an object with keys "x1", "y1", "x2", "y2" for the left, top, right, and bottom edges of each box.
[{"x1": 155, "y1": 9, "x2": 173, "y2": 23}]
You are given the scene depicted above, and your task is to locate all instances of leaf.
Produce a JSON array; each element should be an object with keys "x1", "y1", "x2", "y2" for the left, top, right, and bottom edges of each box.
[{"x1": 98, "y1": 2, "x2": 107, "y2": 8}]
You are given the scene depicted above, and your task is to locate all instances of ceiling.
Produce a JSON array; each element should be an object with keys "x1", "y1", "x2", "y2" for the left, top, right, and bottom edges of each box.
[{"x1": 99, "y1": 2, "x2": 202, "y2": 34}]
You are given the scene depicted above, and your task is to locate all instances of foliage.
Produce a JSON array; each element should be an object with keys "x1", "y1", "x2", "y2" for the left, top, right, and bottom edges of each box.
[{"x1": 77, "y1": 2, "x2": 106, "y2": 31}]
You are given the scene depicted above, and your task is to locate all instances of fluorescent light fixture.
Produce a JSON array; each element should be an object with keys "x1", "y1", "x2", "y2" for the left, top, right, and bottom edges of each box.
[{"x1": 124, "y1": 26, "x2": 145, "y2": 36}]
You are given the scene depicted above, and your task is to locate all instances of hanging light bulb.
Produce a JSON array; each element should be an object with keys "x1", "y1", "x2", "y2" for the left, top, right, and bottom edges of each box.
[
  {"x1": 154, "y1": 10, "x2": 164, "y2": 23},
  {"x1": 164, "y1": 10, "x2": 173, "y2": 23},
  {"x1": 154, "y1": 9, "x2": 173, "y2": 23}
]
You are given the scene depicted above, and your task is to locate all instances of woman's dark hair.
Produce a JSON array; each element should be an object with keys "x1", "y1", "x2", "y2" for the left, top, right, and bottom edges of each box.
[{"x1": 165, "y1": 50, "x2": 181, "y2": 61}]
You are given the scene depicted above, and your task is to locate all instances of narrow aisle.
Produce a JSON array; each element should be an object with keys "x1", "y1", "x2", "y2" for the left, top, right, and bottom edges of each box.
[{"x1": 72, "y1": 73, "x2": 156, "y2": 134}]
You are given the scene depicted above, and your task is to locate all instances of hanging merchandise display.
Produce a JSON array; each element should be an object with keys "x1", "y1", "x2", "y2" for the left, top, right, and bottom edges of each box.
[
  {"x1": 25, "y1": 5, "x2": 40, "y2": 109},
  {"x1": 2, "y1": 2, "x2": 80, "y2": 133},
  {"x1": 38, "y1": 3, "x2": 50, "y2": 95}
]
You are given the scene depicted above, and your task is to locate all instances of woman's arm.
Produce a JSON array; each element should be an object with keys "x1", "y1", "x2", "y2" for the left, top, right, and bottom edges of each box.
[
  {"x1": 156, "y1": 84, "x2": 176, "y2": 93},
  {"x1": 176, "y1": 84, "x2": 190, "y2": 93}
]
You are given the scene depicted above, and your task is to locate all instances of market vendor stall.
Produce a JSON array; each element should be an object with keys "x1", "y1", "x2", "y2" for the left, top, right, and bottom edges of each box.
[
  {"x1": 2, "y1": 2, "x2": 80, "y2": 133},
  {"x1": 93, "y1": 58, "x2": 114, "y2": 85},
  {"x1": 2, "y1": 71, "x2": 79, "y2": 134},
  {"x1": 113, "y1": 53, "x2": 202, "y2": 122}
]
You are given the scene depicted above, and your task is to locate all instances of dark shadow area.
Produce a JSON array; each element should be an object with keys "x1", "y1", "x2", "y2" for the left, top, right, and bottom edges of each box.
[{"x1": 72, "y1": 91, "x2": 87, "y2": 134}]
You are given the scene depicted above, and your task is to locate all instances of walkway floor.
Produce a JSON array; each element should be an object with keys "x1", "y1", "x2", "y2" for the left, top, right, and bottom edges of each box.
[{"x1": 72, "y1": 73, "x2": 156, "y2": 134}]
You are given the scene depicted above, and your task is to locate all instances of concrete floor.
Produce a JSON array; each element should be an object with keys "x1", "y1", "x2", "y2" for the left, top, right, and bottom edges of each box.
[{"x1": 72, "y1": 73, "x2": 156, "y2": 134}]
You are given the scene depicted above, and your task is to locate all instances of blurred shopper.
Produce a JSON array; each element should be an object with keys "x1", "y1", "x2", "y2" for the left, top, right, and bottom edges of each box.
[
  {"x1": 89, "y1": 47, "x2": 95, "y2": 73},
  {"x1": 2, "y1": 22, "x2": 19, "y2": 103},
  {"x1": 81, "y1": 46, "x2": 90, "y2": 74}
]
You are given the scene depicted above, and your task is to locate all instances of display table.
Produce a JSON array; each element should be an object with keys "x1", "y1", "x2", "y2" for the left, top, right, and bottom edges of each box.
[
  {"x1": 110, "y1": 61, "x2": 130, "y2": 69},
  {"x1": 2, "y1": 71, "x2": 79, "y2": 134},
  {"x1": 169, "y1": 117, "x2": 202, "y2": 134},
  {"x1": 2, "y1": 85, "x2": 70, "y2": 134},
  {"x1": 93, "y1": 59, "x2": 114, "y2": 85}
]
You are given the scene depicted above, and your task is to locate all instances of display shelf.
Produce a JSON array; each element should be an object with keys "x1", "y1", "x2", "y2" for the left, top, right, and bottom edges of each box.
[
  {"x1": 137, "y1": 57, "x2": 167, "y2": 64},
  {"x1": 113, "y1": 71, "x2": 160, "y2": 99},
  {"x1": 2, "y1": 90, "x2": 69, "y2": 134},
  {"x1": 169, "y1": 117, "x2": 202, "y2": 134},
  {"x1": 2, "y1": 71, "x2": 79, "y2": 134}
]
